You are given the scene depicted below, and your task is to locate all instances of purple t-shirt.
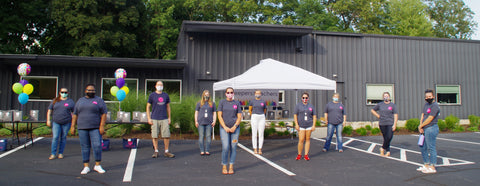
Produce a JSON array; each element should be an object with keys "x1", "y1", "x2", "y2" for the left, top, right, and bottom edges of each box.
[
  {"x1": 372, "y1": 102, "x2": 398, "y2": 126},
  {"x1": 73, "y1": 96, "x2": 107, "y2": 130},
  {"x1": 294, "y1": 102, "x2": 316, "y2": 128},
  {"x1": 148, "y1": 92, "x2": 170, "y2": 120},
  {"x1": 48, "y1": 98, "x2": 75, "y2": 125},
  {"x1": 422, "y1": 102, "x2": 440, "y2": 128},
  {"x1": 249, "y1": 99, "x2": 266, "y2": 115},
  {"x1": 218, "y1": 99, "x2": 242, "y2": 128},
  {"x1": 195, "y1": 102, "x2": 216, "y2": 125},
  {"x1": 324, "y1": 102, "x2": 346, "y2": 125}
]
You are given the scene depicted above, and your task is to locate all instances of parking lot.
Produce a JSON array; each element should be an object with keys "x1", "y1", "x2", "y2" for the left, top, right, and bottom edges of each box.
[{"x1": 1, "y1": 132, "x2": 479, "y2": 186}]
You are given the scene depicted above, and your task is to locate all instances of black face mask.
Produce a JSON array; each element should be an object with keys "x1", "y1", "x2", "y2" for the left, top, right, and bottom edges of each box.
[
  {"x1": 87, "y1": 93, "x2": 95, "y2": 98},
  {"x1": 425, "y1": 98, "x2": 434, "y2": 104}
]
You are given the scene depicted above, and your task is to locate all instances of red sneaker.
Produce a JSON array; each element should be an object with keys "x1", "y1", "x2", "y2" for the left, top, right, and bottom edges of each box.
[
  {"x1": 295, "y1": 154, "x2": 302, "y2": 160},
  {"x1": 304, "y1": 155, "x2": 310, "y2": 161}
]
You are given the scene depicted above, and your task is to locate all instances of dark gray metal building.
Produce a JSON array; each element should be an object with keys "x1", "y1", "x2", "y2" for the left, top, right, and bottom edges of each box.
[
  {"x1": 1, "y1": 21, "x2": 479, "y2": 121},
  {"x1": 177, "y1": 21, "x2": 480, "y2": 121}
]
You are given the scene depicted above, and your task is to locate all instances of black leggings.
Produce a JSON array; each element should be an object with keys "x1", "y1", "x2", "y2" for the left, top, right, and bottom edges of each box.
[{"x1": 379, "y1": 125, "x2": 393, "y2": 151}]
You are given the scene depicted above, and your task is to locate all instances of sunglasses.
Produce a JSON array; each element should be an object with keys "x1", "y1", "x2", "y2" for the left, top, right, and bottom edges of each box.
[
  {"x1": 226, "y1": 92, "x2": 234, "y2": 94},
  {"x1": 302, "y1": 97, "x2": 309, "y2": 99},
  {"x1": 60, "y1": 92, "x2": 68, "y2": 93}
]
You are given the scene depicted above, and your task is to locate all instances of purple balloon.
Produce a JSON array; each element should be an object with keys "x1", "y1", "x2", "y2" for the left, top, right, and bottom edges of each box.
[
  {"x1": 19, "y1": 79, "x2": 28, "y2": 86},
  {"x1": 116, "y1": 78, "x2": 125, "y2": 88}
]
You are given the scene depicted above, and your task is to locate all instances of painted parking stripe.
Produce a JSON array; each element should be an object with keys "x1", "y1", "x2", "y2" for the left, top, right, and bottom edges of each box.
[
  {"x1": 123, "y1": 139, "x2": 139, "y2": 182},
  {"x1": 311, "y1": 137, "x2": 475, "y2": 167},
  {"x1": 367, "y1": 143, "x2": 376, "y2": 153},
  {"x1": 237, "y1": 143, "x2": 296, "y2": 176},
  {"x1": 0, "y1": 137, "x2": 44, "y2": 159}
]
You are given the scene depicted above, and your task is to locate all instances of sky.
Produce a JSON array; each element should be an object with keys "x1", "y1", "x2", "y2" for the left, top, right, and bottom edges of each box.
[{"x1": 464, "y1": 0, "x2": 480, "y2": 40}]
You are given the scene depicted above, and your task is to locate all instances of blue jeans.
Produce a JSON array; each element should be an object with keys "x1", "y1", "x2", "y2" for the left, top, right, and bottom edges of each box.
[
  {"x1": 220, "y1": 127, "x2": 240, "y2": 165},
  {"x1": 421, "y1": 124, "x2": 439, "y2": 165},
  {"x1": 51, "y1": 122, "x2": 71, "y2": 155},
  {"x1": 78, "y1": 129, "x2": 102, "y2": 163},
  {"x1": 324, "y1": 123, "x2": 343, "y2": 151},
  {"x1": 198, "y1": 124, "x2": 212, "y2": 152}
]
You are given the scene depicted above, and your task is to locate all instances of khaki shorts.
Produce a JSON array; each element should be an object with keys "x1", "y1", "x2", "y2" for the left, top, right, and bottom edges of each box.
[{"x1": 151, "y1": 119, "x2": 171, "y2": 138}]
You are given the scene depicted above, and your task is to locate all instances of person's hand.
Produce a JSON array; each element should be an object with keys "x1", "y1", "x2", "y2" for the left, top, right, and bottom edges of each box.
[
  {"x1": 46, "y1": 121, "x2": 51, "y2": 127},
  {"x1": 168, "y1": 118, "x2": 171, "y2": 125},
  {"x1": 418, "y1": 127, "x2": 424, "y2": 134},
  {"x1": 195, "y1": 122, "x2": 199, "y2": 128},
  {"x1": 70, "y1": 127, "x2": 75, "y2": 135},
  {"x1": 311, "y1": 126, "x2": 316, "y2": 131},
  {"x1": 392, "y1": 125, "x2": 396, "y2": 132},
  {"x1": 99, "y1": 125, "x2": 105, "y2": 135},
  {"x1": 211, "y1": 121, "x2": 216, "y2": 127},
  {"x1": 148, "y1": 118, "x2": 153, "y2": 125}
]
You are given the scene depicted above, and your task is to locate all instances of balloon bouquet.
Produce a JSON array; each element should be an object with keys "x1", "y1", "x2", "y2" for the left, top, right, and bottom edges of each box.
[
  {"x1": 110, "y1": 68, "x2": 129, "y2": 109},
  {"x1": 12, "y1": 63, "x2": 34, "y2": 105}
]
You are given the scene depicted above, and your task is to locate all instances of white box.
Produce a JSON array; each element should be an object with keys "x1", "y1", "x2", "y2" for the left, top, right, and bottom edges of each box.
[
  {"x1": 132, "y1": 111, "x2": 141, "y2": 121},
  {"x1": 14, "y1": 111, "x2": 22, "y2": 121},
  {"x1": 117, "y1": 111, "x2": 124, "y2": 122},
  {"x1": 140, "y1": 112, "x2": 148, "y2": 122},
  {"x1": 29, "y1": 110, "x2": 39, "y2": 121},
  {"x1": 122, "y1": 112, "x2": 131, "y2": 122}
]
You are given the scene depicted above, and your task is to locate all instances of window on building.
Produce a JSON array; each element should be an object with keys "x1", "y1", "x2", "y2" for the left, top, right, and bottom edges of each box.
[
  {"x1": 436, "y1": 85, "x2": 461, "y2": 105},
  {"x1": 278, "y1": 90, "x2": 285, "y2": 104},
  {"x1": 101, "y1": 78, "x2": 138, "y2": 102},
  {"x1": 145, "y1": 79, "x2": 182, "y2": 103},
  {"x1": 21, "y1": 76, "x2": 58, "y2": 100},
  {"x1": 366, "y1": 84, "x2": 394, "y2": 105}
]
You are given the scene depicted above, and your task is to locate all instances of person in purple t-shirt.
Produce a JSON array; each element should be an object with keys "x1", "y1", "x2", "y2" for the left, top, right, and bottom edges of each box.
[
  {"x1": 194, "y1": 90, "x2": 216, "y2": 155},
  {"x1": 47, "y1": 87, "x2": 75, "y2": 160},
  {"x1": 417, "y1": 89, "x2": 440, "y2": 174},
  {"x1": 322, "y1": 93, "x2": 347, "y2": 153},
  {"x1": 248, "y1": 90, "x2": 266, "y2": 155},
  {"x1": 147, "y1": 81, "x2": 175, "y2": 158},
  {"x1": 70, "y1": 84, "x2": 107, "y2": 175},
  {"x1": 218, "y1": 87, "x2": 242, "y2": 175},
  {"x1": 371, "y1": 92, "x2": 398, "y2": 157},
  {"x1": 294, "y1": 92, "x2": 317, "y2": 161}
]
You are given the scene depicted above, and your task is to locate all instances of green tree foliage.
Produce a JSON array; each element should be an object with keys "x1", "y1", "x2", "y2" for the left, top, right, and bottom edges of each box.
[
  {"x1": 385, "y1": 0, "x2": 434, "y2": 37},
  {"x1": 325, "y1": 0, "x2": 388, "y2": 33},
  {"x1": 295, "y1": 0, "x2": 341, "y2": 31},
  {"x1": 426, "y1": 0, "x2": 477, "y2": 39}
]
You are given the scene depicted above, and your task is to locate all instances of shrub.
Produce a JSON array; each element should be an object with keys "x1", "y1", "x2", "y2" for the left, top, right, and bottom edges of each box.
[
  {"x1": 437, "y1": 119, "x2": 447, "y2": 131},
  {"x1": 406, "y1": 118, "x2": 420, "y2": 132},
  {"x1": 33, "y1": 126, "x2": 51, "y2": 136},
  {"x1": 240, "y1": 121, "x2": 251, "y2": 136},
  {"x1": 107, "y1": 90, "x2": 149, "y2": 134},
  {"x1": 365, "y1": 125, "x2": 372, "y2": 131},
  {"x1": 315, "y1": 120, "x2": 322, "y2": 127},
  {"x1": 170, "y1": 94, "x2": 200, "y2": 134},
  {"x1": 264, "y1": 127, "x2": 276, "y2": 137},
  {"x1": 453, "y1": 125, "x2": 465, "y2": 132},
  {"x1": 106, "y1": 126, "x2": 124, "y2": 138},
  {"x1": 355, "y1": 127, "x2": 367, "y2": 136},
  {"x1": 445, "y1": 114, "x2": 459, "y2": 130},
  {"x1": 343, "y1": 126, "x2": 353, "y2": 136},
  {"x1": 371, "y1": 128, "x2": 380, "y2": 135},
  {"x1": 468, "y1": 115, "x2": 480, "y2": 127},
  {"x1": 278, "y1": 121, "x2": 286, "y2": 128},
  {"x1": 467, "y1": 127, "x2": 479, "y2": 132},
  {"x1": 0, "y1": 128, "x2": 12, "y2": 136}
]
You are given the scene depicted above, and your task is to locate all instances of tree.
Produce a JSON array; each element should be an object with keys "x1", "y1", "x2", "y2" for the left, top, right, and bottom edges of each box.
[
  {"x1": 385, "y1": 0, "x2": 433, "y2": 37},
  {"x1": 426, "y1": 0, "x2": 477, "y2": 39},
  {"x1": 50, "y1": 0, "x2": 147, "y2": 57},
  {"x1": 0, "y1": 0, "x2": 50, "y2": 54},
  {"x1": 294, "y1": 0, "x2": 341, "y2": 31}
]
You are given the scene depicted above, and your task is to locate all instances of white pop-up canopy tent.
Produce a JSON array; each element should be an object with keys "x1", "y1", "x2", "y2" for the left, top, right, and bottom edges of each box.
[{"x1": 213, "y1": 58, "x2": 336, "y2": 91}]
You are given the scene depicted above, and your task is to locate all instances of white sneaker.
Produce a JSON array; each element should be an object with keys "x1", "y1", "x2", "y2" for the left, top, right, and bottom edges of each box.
[
  {"x1": 422, "y1": 167, "x2": 437, "y2": 174},
  {"x1": 94, "y1": 165, "x2": 106, "y2": 174},
  {"x1": 416, "y1": 166, "x2": 426, "y2": 171},
  {"x1": 81, "y1": 167, "x2": 90, "y2": 175}
]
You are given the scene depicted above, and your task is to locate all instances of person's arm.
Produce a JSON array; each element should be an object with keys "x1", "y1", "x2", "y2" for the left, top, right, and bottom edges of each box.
[
  {"x1": 194, "y1": 110, "x2": 199, "y2": 128},
  {"x1": 343, "y1": 115, "x2": 347, "y2": 127},
  {"x1": 419, "y1": 116, "x2": 435, "y2": 132},
  {"x1": 146, "y1": 103, "x2": 152, "y2": 125},
  {"x1": 312, "y1": 115, "x2": 317, "y2": 131},
  {"x1": 218, "y1": 111, "x2": 227, "y2": 129},
  {"x1": 70, "y1": 114, "x2": 77, "y2": 135},
  {"x1": 248, "y1": 106, "x2": 253, "y2": 116},
  {"x1": 371, "y1": 109, "x2": 380, "y2": 118},
  {"x1": 324, "y1": 113, "x2": 328, "y2": 124},
  {"x1": 99, "y1": 113, "x2": 106, "y2": 135},
  {"x1": 231, "y1": 112, "x2": 242, "y2": 133},
  {"x1": 294, "y1": 114, "x2": 299, "y2": 130},
  {"x1": 393, "y1": 114, "x2": 398, "y2": 131},
  {"x1": 167, "y1": 103, "x2": 171, "y2": 125},
  {"x1": 46, "y1": 109, "x2": 52, "y2": 127},
  {"x1": 212, "y1": 112, "x2": 217, "y2": 127}
]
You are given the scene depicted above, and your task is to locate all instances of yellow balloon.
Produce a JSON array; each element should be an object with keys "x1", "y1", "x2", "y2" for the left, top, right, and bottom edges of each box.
[
  {"x1": 120, "y1": 86, "x2": 129, "y2": 95},
  {"x1": 23, "y1": 84, "x2": 34, "y2": 95}
]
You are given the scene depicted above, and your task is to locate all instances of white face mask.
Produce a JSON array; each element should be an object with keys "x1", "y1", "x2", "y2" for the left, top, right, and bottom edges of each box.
[
  {"x1": 226, "y1": 93, "x2": 234, "y2": 99},
  {"x1": 156, "y1": 86, "x2": 163, "y2": 91},
  {"x1": 60, "y1": 93, "x2": 68, "y2": 98}
]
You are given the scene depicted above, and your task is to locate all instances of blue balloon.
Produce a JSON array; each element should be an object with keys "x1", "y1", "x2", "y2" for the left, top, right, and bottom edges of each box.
[
  {"x1": 116, "y1": 89, "x2": 126, "y2": 101},
  {"x1": 18, "y1": 93, "x2": 29, "y2": 105}
]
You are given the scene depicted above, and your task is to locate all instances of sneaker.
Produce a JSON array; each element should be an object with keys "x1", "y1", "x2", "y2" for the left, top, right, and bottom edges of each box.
[
  {"x1": 416, "y1": 166, "x2": 427, "y2": 172},
  {"x1": 322, "y1": 148, "x2": 327, "y2": 152},
  {"x1": 338, "y1": 149, "x2": 343, "y2": 153},
  {"x1": 94, "y1": 165, "x2": 106, "y2": 174},
  {"x1": 422, "y1": 167, "x2": 437, "y2": 174},
  {"x1": 58, "y1": 154, "x2": 64, "y2": 159},
  {"x1": 304, "y1": 155, "x2": 310, "y2": 161},
  {"x1": 48, "y1": 155, "x2": 56, "y2": 160},
  {"x1": 164, "y1": 152, "x2": 175, "y2": 158},
  {"x1": 81, "y1": 167, "x2": 90, "y2": 175},
  {"x1": 152, "y1": 152, "x2": 159, "y2": 158},
  {"x1": 295, "y1": 154, "x2": 302, "y2": 160}
]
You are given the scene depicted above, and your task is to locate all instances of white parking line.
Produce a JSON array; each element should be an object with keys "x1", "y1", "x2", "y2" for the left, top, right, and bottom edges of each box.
[
  {"x1": 237, "y1": 143, "x2": 296, "y2": 176},
  {"x1": 367, "y1": 143, "x2": 376, "y2": 153},
  {"x1": 400, "y1": 149, "x2": 406, "y2": 161},
  {"x1": 123, "y1": 139, "x2": 139, "y2": 182},
  {"x1": 0, "y1": 137, "x2": 44, "y2": 159},
  {"x1": 412, "y1": 134, "x2": 480, "y2": 145}
]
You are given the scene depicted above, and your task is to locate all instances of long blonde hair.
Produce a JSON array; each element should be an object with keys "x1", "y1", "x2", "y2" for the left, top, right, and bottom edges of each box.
[{"x1": 200, "y1": 90, "x2": 213, "y2": 107}]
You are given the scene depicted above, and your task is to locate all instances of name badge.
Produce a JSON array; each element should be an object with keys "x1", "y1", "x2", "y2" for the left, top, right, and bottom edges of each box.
[
  {"x1": 304, "y1": 113, "x2": 308, "y2": 121},
  {"x1": 204, "y1": 110, "x2": 208, "y2": 118}
]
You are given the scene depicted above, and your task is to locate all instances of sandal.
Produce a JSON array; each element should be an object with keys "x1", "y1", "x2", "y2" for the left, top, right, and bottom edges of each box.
[
  {"x1": 222, "y1": 165, "x2": 228, "y2": 175},
  {"x1": 200, "y1": 152, "x2": 205, "y2": 156},
  {"x1": 258, "y1": 149, "x2": 262, "y2": 155},
  {"x1": 205, "y1": 152, "x2": 210, "y2": 156},
  {"x1": 228, "y1": 164, "x2": 234, "y2": 174},
  {"x1": 380, "y1": 148, "x2": 385, "y2": 156}
]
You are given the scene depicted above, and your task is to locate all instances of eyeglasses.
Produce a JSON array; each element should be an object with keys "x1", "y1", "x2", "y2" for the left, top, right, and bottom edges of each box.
[
  {"x1": 226, "y1": 92, "x2": 234, "y2": 94},
  {"x1": 60, "y1": 92, "x2": 68, "y2": 93},
  {"x1": 86, "y1": 89, "x2": 96, "y2": 92},
  {"x1": 302, "y1": 97, "x2": 309, "y2": 100}
]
